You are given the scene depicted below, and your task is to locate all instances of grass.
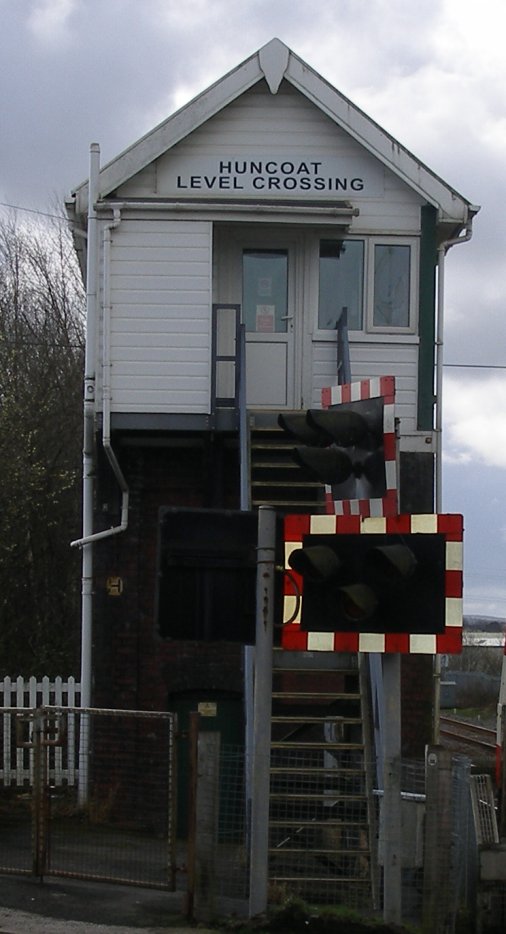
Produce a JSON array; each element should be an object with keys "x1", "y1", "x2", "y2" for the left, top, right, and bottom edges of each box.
[{"x1": 212, "y1": 896, "x2": 420, "y2": 933}]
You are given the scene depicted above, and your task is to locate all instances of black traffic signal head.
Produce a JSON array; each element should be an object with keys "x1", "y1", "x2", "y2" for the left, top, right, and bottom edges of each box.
[
  {"x1": 278, "y1": 396, "x2": 388, "y2": 501},
  {"x1": 288, "y1": 531, "x2": 445, "y2": 634},
  {"x1": 277, "y1": 412, "x2": 326, "y2": 446},
  {"x1": 307, "y1": 406, "x2": 382, "y2": 448}
]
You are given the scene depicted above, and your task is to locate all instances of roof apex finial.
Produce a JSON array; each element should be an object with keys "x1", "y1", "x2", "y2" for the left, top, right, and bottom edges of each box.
[{"x1": 259, "y1": 38, "x2": 289, "y2": 94}]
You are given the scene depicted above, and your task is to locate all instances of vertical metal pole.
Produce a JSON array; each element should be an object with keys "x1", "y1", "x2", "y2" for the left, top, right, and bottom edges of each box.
[
  {"x1": 248, "y1": 506, "x2": 276, "y2": 918},
  {"x1": 433, "y1": 247, "x2": 445, "y2": 746},
  {"x1": 238, "y1": 320, "x2": 255, "y2": 811},
  {"x1": 80, "y1": 143, "x2": 100, "y2": 712},
  {"x1": 32, "y1": 710, "x2": 48, "y2": 878},
  {"x1": 194, "y1": 731, "x2": 220, "y2": 922},
  {"x1": 382, "y1": 653, "x2": 402, "y2": 925},
  {"x1": 500, "y1": 706, "x2": 506, "y2": 839},
  {"x1": 496, "y1": 638, "x2": 506, "y2": 792},
  {"x1": 78, "y1": 143, "x2": 100, "y2": 807},
  {"x1": 422, "y1": 746, "x2": 453, "y2": 932}
]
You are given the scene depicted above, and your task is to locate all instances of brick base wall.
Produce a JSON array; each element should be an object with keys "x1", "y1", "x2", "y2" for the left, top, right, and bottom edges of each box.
[
  {"x1": 92, "y1": 436, "x2": 243, "y2": 711},
  {"x1": 89, "y1": 436, "x2": 435, "y2": 758}
]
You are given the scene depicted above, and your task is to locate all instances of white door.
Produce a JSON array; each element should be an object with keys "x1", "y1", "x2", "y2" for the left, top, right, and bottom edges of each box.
[{"x1": 216, "y1": 230, "x2": 297, "y2": 408}]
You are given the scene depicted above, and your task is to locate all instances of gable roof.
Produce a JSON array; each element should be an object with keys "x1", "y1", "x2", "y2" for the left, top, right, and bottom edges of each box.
[{"x1": 69, "y1": 38, "x2": 478, "y2": 229}]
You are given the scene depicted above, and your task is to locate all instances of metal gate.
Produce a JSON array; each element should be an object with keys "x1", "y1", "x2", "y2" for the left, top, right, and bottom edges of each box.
[{"x1": 0, "y1": 706, "x2": 177, "y2": 888}]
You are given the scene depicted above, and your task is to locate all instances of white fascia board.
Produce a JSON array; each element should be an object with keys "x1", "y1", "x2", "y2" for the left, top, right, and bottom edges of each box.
[
  {"x1": 72, "y1": 54, "x2": 264, "y2": 216},
  {"x1": 285, "y1": 53, "x2": 475, "y2": 225}
]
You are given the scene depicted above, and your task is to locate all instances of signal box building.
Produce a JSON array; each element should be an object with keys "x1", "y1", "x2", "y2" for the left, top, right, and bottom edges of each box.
[{"x1": 67, "y1": 39, "x2": 477, "y2": 757}]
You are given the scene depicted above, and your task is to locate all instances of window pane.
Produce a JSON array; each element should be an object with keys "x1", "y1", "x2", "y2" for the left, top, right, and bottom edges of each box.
[
  {"x1": 318, "y1": 239, "x2": 364, "y2": 330},
  {"x1": 373, "y1": 244, "x2": 410, "y2": 327},
  {"x1": 242, "y1": 250, "x2": 288, "y2": 333}
]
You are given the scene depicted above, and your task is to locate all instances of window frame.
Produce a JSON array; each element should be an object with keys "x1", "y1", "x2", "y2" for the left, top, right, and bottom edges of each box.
[{"x1": 314, "y1": 235, "x2": 419, "y2": 338}]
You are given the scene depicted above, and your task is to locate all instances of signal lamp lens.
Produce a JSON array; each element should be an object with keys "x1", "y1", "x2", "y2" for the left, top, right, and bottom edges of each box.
[
  {"x1": 293, "y1": 446, "x2": 352, "y2": 485},
  {"x1": 367, "y1": 544, "x2": 417, "y2": 583},
  {"x1": 338, "y1": 584, "x2": 379, "y2": 622},
  {"x1": 288, "y1": 545, "x2": 342, "y2": 583},
  {"x1": 277, "y1": 413, "x2": 326, "y2": 446}
]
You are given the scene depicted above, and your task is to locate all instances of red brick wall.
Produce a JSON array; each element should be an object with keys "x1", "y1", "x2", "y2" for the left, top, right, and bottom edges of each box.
[
  {"x1": 92, "y1": 438, "x2": 243, "y2": 711},
  {"x1": 90, "y1": 438, "x2": 435, "y2": 759}
]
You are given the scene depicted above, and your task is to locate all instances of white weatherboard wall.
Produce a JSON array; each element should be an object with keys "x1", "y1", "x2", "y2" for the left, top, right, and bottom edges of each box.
[
  {"x1": 112, "y1": 81, "x2": 425, "y2": 428},
  {"x1": 118, "y1": 83, "x2": 424, "y2": 235},
  {"x1": 312, "y1": 338, "x2": 419, "y2": 434},
  {"x1": 70, "y1": 39, "x2": 475, "y2": 430},
  {"x1": 101, "y1": 218, "x2": 212, "y2": 414}
]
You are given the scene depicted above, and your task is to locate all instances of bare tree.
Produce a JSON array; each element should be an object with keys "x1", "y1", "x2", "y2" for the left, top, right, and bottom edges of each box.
[{"x1": 0, "y1": 213, "x2": 84, "y2": 675}]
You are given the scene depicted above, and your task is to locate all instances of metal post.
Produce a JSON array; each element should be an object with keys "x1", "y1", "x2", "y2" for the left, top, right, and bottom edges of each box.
[
  {"x1": 194, "y1": 731, "x2": 220, "y2": 922},
  {"x1": 382, "y1": 653, "x2": 402, "y2": 924},
  {"x1": 77, "y1": 143, "x2": 100, "y2": 807},
  {"x1": 422, "y1": 746, "x2": 453, "y2": 932},
  {"x1": 32, "y1": 710, "x2": 48, "y2": 878},
  {"x1": 248, "y1": 506, "x2": 276, "y2": 918},
  {"x1": 500, "y1": 706, "x2": 506, "y2": 839}
]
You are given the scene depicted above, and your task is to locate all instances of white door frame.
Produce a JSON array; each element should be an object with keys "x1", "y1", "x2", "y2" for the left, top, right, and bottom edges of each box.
[{"x1": 214, "y1": 225, "x2": 310, "y2": 409}]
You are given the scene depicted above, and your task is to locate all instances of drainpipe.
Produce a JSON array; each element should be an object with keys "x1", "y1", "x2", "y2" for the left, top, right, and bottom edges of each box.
[
  {"x1": 71, "y1": 205, "x2": 129, "y2": 548},
  {"x1": 433, "y1": 212, "x2": 475, "y2": 742},
  {"x1": 71, "y1": 207, "x2": 129, "y2": 548},
  {"x1": 101, "y1": 208, "x2": 129, "y2": 534}
]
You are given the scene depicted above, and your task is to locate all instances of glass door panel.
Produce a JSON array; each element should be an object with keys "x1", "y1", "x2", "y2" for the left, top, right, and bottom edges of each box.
[{"x1": 242, "y1": 250, "x2": 289, "y2": 333}]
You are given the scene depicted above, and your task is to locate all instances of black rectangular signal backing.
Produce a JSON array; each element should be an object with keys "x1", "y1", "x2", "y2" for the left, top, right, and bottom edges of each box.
[
  {"x1": 157, "y1": 508, "x2": 257, "y2": 643},
  {"x1": 299, "y1": 532, "x2": 446, "y2": 634}
]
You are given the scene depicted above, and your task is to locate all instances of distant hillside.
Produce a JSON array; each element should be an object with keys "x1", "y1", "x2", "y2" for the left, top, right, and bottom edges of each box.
[{"x1": 464, "y1": 615, "x2": 506, "y2": 631}]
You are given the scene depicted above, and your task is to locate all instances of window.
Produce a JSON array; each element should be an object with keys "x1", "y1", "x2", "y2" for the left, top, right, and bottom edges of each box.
[
  {"x1": 317, "y1": 238, "x2": 415, "y2": 333},
  {"x1": 373, "y1": 244, "x2": 410, "y2": 328},
  {"x1": 318, "y1": 239, "x2": 364, "y2": 331}
]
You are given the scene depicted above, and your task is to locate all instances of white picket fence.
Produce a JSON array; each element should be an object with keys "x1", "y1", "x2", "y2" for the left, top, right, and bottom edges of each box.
[{"x1": 1, "y1": 676, "x2": 81, "y2": 787}]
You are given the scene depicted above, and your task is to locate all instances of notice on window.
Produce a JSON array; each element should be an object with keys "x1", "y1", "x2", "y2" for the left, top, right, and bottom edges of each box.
[{"x1": 256, "y1": 304, "x2": 275, "y2": 332}]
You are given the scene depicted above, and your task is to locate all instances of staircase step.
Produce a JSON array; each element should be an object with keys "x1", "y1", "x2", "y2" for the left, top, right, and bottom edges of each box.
[
  {"x1": 271, "y1": 714, "x2": 362, "y2": 726},
  {"x1": 270, "y1": 765, "x2": 364, "y2": 781},
  {"x1": 272, "y1": 692, "x2": 361, "y2": 701},
  {"x1": 271, "y1": 740, "x2": 364, "y2": 752},
  {"x1": 249, "y1": 421, "x2": 324, "y2": 511},
  {"x1": 269, "y1": 818, "x2": 369, "y2": 828}
]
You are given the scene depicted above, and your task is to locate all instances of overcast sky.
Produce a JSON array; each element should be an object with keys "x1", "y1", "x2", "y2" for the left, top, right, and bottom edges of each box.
[{"x1": 1, "y1": 0, "x2": 505, "y2": 618}]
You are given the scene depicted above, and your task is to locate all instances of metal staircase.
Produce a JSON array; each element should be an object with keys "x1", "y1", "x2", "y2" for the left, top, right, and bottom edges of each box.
[
  {"x1": 244, "y1": 419, "x2": 380, "y2": 909},
  {"x1": 268, "y1": 651, "x2": 379, "y2": 909},
  {"x1": 249, "y1": 415, "x2": 324, "y2": 513}
]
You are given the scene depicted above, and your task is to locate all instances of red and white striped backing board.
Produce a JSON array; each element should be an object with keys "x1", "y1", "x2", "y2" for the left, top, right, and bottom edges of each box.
[
  {"x1": 282, "y1": 513, "x2": 464, "y2": 655},
  {"x1": 321, "y1": 376, "x2": 397, "y2": 518}
]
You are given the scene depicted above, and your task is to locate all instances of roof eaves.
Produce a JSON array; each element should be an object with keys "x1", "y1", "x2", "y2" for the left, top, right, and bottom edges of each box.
[
  {"x1": 71, "y1": 48, "x2": 265, "y2": 216},
  {"x1": 284, "y1": 50, "x2": 475, "y2": 225}
]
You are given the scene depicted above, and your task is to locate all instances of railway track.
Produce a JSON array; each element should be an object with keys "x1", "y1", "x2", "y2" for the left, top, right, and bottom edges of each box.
[{"x1": 440, "y1": 715, "x2": 496, "y2": 754}]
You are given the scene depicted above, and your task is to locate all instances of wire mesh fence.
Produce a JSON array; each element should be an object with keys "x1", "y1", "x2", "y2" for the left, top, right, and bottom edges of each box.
[
  {"x1": 0, "y1": 707, "x2": 177, "y2": 888},
  {"x1": 0, "y1": 707, "x2": 484, "y2": 930},
  {"x1": 192, "y1": 740, "x2": 478, "y2": 929},
  {"x1": 269, "y1": 744, "x2": 375, "y2": 910}
]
